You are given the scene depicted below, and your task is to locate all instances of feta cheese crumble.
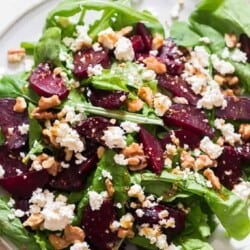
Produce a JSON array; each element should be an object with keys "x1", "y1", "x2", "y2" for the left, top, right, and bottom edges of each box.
[
  {"x1": 0, "y1": 164, "x2": 5, "y2": 179},
  {"x1": 211, "y1": 54, "x2": 235, "y2": 75},
  {"x1": 18, "y1": 123, "x2": 30, "y2": 135},
  {"x1": 102, "y1": 169, "x2": 113, "y2": 180},
  {"x1": 102, "y1": 126, "x2": 126, "y2": 148},
  {"x1": 70, "y1": 242, "x2": 90, "y2": 250},
  {"x1": 233, "y1": 181, "x2": 250, "y2": 201},
  {"x1": 120, "y1": 121, "x2": 140, "y2": 133},
  {"x1": 88, "y1": 191, "x2": 107, "y2": 211},
  {"x1": 114, "y1": 154, "x2": 128, "y2": 165},
  {"x1": 114, "y1": 37, "x2": 135, "y2": 61},
  {"x1": 87, "y1": 64, "x2": 103, "y2": 77},
  {"x1": 154, "y1": 93, "x2": 172, "y2": 116},
  {"x1": 200, "y1": 136, "x2": 223, "y2": 159},
  {"x1": 231, "y1": 49, "x2": 248, "y2": 63}
]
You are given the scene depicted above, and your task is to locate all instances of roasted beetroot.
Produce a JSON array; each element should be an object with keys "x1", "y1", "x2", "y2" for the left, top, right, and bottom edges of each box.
[
  {"x1": 79, "y1": 154, "x2": 98, "y2": 175},
  {"x1": 135, "y1": 52, "x2": 149, "y2": 62},
  {"x1": 29, "y1": 63, "x2": 69, "y2": 99},
  {"x1": 0, "y1": 98, "x2": 28, "y2": 151},
  {"x1": 0, "y1": 170, "x2": 50, "y2": 199},
  {"x1": 160, "y1": 129, "x2": 201, "y2": 149},
  {"x1": 215, "y1": 146, "x2": 241, "y2": 190},
  {"x1": 216, "y1": 97, "x2": 250, "y2": 120},
  {"x1": 163, "y1": 104, "x2": 215, "y2": 138},
  {"x1": 130, "y1": 35, "x2": 145, "y2": 52},
  {"x1": 83, "y1": 199, "x2": 118, "y2": 250},
  {"x1": 159, "y1": 39, "x2": 184, "y2": 75},
  {"x1": 236, "y1": 143, "x2": 250, "y2": 163},
  {"x1": 134, "y1": 204, "x2": 186, "y2": 240},
  {"x1": 239, "y1": 34, "x2": 250, "y2": 62},
  {"x1": 73, "y1": 48, "x2": 110, "y2": 79},
  {"x1": 88, "y1": 88, "x2": 128, "y2": 110},
  {"x1": 139, "y1": 127, "x2": 164, "y2": 174},
  {"x1": 136, "y1": 23, "x2": 153, "y2": 51},
  {"x1": 76, "y1": 117, "x2": 111, "y2": 144},
  {"x1": 157, "y1": 74, "x2": 199, "y2": 105}
]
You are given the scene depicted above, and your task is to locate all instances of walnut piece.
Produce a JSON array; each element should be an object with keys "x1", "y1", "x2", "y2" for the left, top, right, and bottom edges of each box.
[
  {"x1": 7, "y1": 48, "x2": 25, "y2": 63},
  {"x1": 224, "y1": 33, "x2": 238, "y2": 48},
  {"x1": 138, "y1": 87, "x2": 153, "y2": 107},
  {"x1": 32, "y1": 107, "x2": 57, "y2": 120},
  {"x1": 180, "y1": 151, "x2": 195, "y2": 169},
  {"x1": 143, "y1": 56, "x2": 167, "y2": 74},
  {"x1": 49, "y1": 234, "x2": 69, "y2": 250},
  {"x1": 23, "y1": 213, "x2": 44, "y2": 230},
  {"x1": 105, "y1": 178, "x2": 115, "y2": 197},
  {"x1": 239, "y1": 124, "x2": 250, "y2": 141},
  {"x1": 64, "y1": 225, "x2": 85, "y2": 243},
  {"x1": 203, "y1": 168, "x2": 221, "y2": 190},
  {"x1": 13, "y1": 97, "x2": 27, "y2": 113},
  {"x1": 38, "y1": 95, "x2": 61, "y2": 111},
  {"x1": 152, "y1": 33, "x2": 164, "y2": 50},
  {"x1": 127, "y1": 98, "x2": 144, "y2": 112}
]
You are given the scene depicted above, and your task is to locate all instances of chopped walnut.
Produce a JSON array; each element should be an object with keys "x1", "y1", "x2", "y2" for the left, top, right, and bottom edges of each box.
[
  {"x1": 49, "y1": 234, "x2": 69, "y2": 250},
  {"x1": 143, "y1": 56, "x2": 167, "y2": 74},
  {"x1": 138, "y1": 87, "x2": 153, "y2": 107},
  {"x1": 117, "y1": 228, "x2": 135, "y2": 239},
  {"x1": 105, "y1": 178, "x2": 115, "y2": 197},
  {"x1": 64, "y1": 225, "x2": 85, "y2": 243},
  {"x1": 13, "y1": 97, "x2": 27, "y2": 113},
  {"x1": 239, "y1": 124, "x2": 250, "y2": 140},
  {"x1": 180, "y1": 151, "x2": 195, "y2": 169},
  {"x1": 203, "y1": 168, "x2": 221, "y2": 190},
  {"x1": 225, "y1": 33, "x2": 238, "y2": 48},
  {"x1": 97, "y1": 146, "x2": 105, "y2": 159},
  {"x1": 32, "y1": 107, "x2": 57, "y2": 120},
  {"x1": 215, "y1": 74, "x2": 239, "y2": 86},
  {"x1": 38, "y1": 95, "x2": 61, "y2": 111},
  {"x1": 117, "y1": 26, "x2": 133, "y2": 37},
  {"x1": 194, "y1": 155, "x2": 215, "y2": 170},
  {"x1": 64, "y1": 148, "x2": 73, "y2": 162},
  {"x1": 7, "y1": 48, "x2": 25, "y2": 63},
  {"x1": 152, "y1": 33, "x2": 164, "y2": 50},
  {"x1": 127, "y1": 98, "x2": 144, "y2": 112},
  {"x1": 122, "y1": 143, "x2": 147, "y2": 171},
  {"x1": 23, "y1": 213, "x2": 44, "y2": 229}
]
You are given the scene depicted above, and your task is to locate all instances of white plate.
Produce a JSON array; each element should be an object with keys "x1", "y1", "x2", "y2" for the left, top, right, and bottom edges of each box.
[{"x1": 0, "y1": 0, "x2": 250, "y2": 249}]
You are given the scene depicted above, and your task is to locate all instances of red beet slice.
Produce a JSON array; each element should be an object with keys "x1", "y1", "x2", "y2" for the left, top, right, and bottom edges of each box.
[
  {"x1": 157, "y1": 74, "x2": 199, "y2": 106},
  {"x1": 139, "y1": 127, "x2": 164, "y2": 175},
  {"x1": 236, "y1": 143, "x2": 250, "y2": 163},
  {"x1": 73, "y1": 48, "x2": 110, "y2": 79},
  {"x1": 136, "y1": 23, "x2": 153, "y2": 51},
  {"x1": 159, "y1": 39, "x2": 184, "y2": 75},
  {"x1": 0, "y1": 170, "x2": 50, "y2": 199},
  {"x1": 0, "y1": 98, "x2": 28, "y2": 151},
  {"x1": 130, "y1": 35, "x2": 145, "y2": 53},
  {"x1": 135, "y1": 52, "x2": 149, "y2": 62},
  {"x1": 14, "y1": 199, "x2": 29, "y2": 221},
  {"x1": 239, "y1": 34, "x2": 250, "y2": 62},
  {"x1": 88, "y1": 88, "x2": 128, "y2": 110},
  {"x1": 160, "y1": 129, "x2": 201, "y2": 149},
  {"x1": 29, "y1": 63, "x2": 69, "y2": 99},
  {"x1": 163, "y1": 104, "x2": 215, "y2": 138},
  {"x1": 134, "y1": 204, "x2": 186, "y2": 241},
  {"x1": 216, "y1": 97, "x2": 250, "y2": 121},
  {"x1": 215, "y1": 146, "x2": 241, "y2": 190},
  {"x1": 79, "y1": 154, "x2": 98, "y2": 175},
  {"x1": 83, "y1": 199, "x2": 118, "y2": 250},
  {"x1": 76, "y1": 117, "x2": 112, "y2": 144}
]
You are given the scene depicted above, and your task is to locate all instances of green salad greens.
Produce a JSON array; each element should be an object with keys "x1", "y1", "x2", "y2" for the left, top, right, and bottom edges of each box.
[{"x1": 0, "y1": 0, "x2": 250, "y2": 250}]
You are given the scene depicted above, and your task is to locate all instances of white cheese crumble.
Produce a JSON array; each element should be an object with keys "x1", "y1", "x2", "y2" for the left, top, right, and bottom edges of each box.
[
  {"x1": 231, "y1": 49, "x2": 248, "y2": 63},
  {"x1": 18, "y1": 123, "x2": 30, "y2": 135},
  {"x1": 59, "y1": 50, "x2": 74, "y2": 70},
  {"x1": 92, "y1": 42, "x2": 103, "y2": 52},
  {"x1": 75, "y1": 153, "x2": 87, "y2": 165},
  {"x1": 55, "y1": 121, "x2": 84, "y2": 153},
  {"x1": 102, "y1": 126, "x2": 126, "y2": 149},
  {"x1": 233, "y1": 181, "x2": 250, "y2": 201},
  {"x1": 214, "y1": 118, "x2": 241, "y2": 145},
  {"x1": 0, "y1": 164, "x2": 5, "y2": 179},
  {"x1": 135, "y1": 209, "x2": 145, "y2": 217},
  {"x1": 142, "y1": 69, "x2": 156, "y2": 81},
  {"x1": 197, "y1": 80, "x2": 227, "y2": 109},
  {"x1": 191, "y1": 46, "x2": 210, "y2": 68},
  {"x1": 14, "y1": 209, "x2": 25, "y2": 218},
  {"x1": 98, "y1": 27, "x2": 117, "y2": 50},
  {"x1": 154, "y1": 93, "x2": 172, "y2": 116},
  {"x1": 114, "y1": 154, "x2": 128, "y2": 165},
  {"x1": 120, "y1": 121, "x2": 140, "y2": 133},
  {"x1": 128, "y1": 184, "x2": 145, "y2": 202},
  {"x1": 185, "y1": 74, "x2": 208, "y2": 95},
  {"x1": 70, "y1": 242, "x2": 90, "y2": 250},
  {"x1": 199, "y1": 37, "x2": 211, "y2": 44},
  {"x1": 88, "y1": 191, "x2": 108, "y2": 211},
  {"x1": 60, "y1": 106, "x2": 84, "y2": 124},
  {"x1": 200, "y1": 136, "x2": 223, "y2": 159},
  {"x1": 87, "y1": 64, "x2": 103, "y2": 77},
  {"x1": 114, "y1": 37, "x2": 135, "y2": 61},
  {"x1": 211, "y1": 54, "x2": 235, "y2": 75},
  {"x1": 7, "y1": 198, "x2": 15, "y2": 208},
  {"x1": 102, "y1": 170, "x2": 113, "y2": 180}
]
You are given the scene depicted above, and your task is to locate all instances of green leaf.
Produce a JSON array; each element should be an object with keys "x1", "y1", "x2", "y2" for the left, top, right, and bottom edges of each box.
[
  {"x1": 0, "y1": 129, "x2": 4, "y2": 146},
  {"x1": 0, "y1": 197, "x2": 39, "y2": 250},
  {"x1": 21, "y1": 41, "x2": 36, "y2": 55},
  {"x1": 34, "y1": 232, "x2": 53, "y2": 250},
  {"x1": 34, "y1": 27, "x2": 64, "y2": 66},
  {"x1": 170, "y1": 21, "x2": 201, "y2": 47},
  {"x1": 128, "y1": 235, "x2": 158, "y2": 250},
  {"x1": 179, "y1": 238, "x2": 214, "y2": 250},
  {"x1": 141, "y1": 171, "x2": 250, "y2": 240}
]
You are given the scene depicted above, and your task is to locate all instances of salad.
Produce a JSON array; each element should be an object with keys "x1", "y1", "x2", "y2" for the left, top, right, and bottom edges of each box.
[{"x1": 0, "y1": 0, "x2": 250, "y2": 249}]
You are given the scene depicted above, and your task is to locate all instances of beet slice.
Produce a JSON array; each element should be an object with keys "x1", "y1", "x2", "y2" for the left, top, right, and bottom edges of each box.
[
  {"x1": 157, "y1": 74, "x2": 199, "y2": 106},
  {"x1": 135, "y1": 52, "x2": 149, "y2": 62},
  {"x1": 160, "y1": 129, "x2": 201, "y2": 150},
  {"x1": 239, "y1": 34, "x2": 250, "y2": 62},
  {"x1": 134, "y1": 204, "x2": 186, "y2": 241},
  {"x1": 76, "y1": 117, "x2": 111, "y2": 144},
  {"x1": 88, "y1": 88, "x2": 128, "y2": 110},
  {"x1": 215, "y1": 146, "x2": 241, "y2": 190},
  {"x1": 79, "y1": 154, "x2": 98, "y2": 175},
  {"x1": 130, "y1": 35, "x2": 145, "y2": 53},
  {"x1": 0, "y1": 98, "x2": 28, "y2": 151},
  {"x1": 136, "y1": 23, "x2": 153, "y2": 51},
  {"x1": 139, "y1": 127, "x2": 164, "y2": 174},
  {"x1": 236, "y1": 143, "x2": 250, "y2": 163},
  {"x1": 158, "y1": 39, "x2": 184, "y2": 75},
  {"x1": 14, "y1": 199, "x2": 29, "y2": 222},
  {"x1": 83, "y1": 200, "x2": 118, "y2": 250},
  {"x1": 0, "y1": 170, "x2": 50, "y2": 199},
  {"x1": 216, "y1": 97, "x2": 250, "y2": 121},
  {"x1": 163, "y1": 104, "x2": 215, "y2": 138},
  {"x1": 73, "y1": 48, "x2": 110, "y2": 79},
  {"x1": 29, "y1": 63, "x2": 69, "y2": 99}
]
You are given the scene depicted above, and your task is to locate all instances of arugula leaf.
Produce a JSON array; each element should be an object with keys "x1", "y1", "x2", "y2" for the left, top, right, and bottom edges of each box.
[
  {"x1": 128, "y1": 235, "x2": 158, "y2": 250},
  {"x1": 0, "y1": 197, "x2": 39, "y2": 250},
  {"x1": 75, "y1": 149, "x2": 130, "y2": 224},
  {"x1": 0, "y1": 129, "x2": 4, "y2": 146},
  {"x1": 34, "y1": 27, "x2": 65, "y2": 66},
  {"x1": 141, "y1": 171, "x2": 250, "y2": 240},
  {"x1": 0, "y1": 74, "x2": 39, "y2": 103},
  {"x1": 21, "y1": 41, "x2": 36, "y2": 55},
  {"x1": 34, "y1": 232, "x2": 53, "y2": 250},
  {"x1": 178, "y1": 238, "x2": 214, "y2": 250}
]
